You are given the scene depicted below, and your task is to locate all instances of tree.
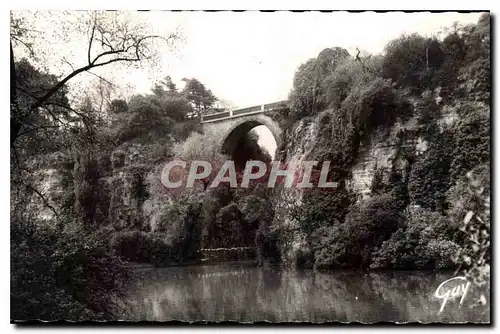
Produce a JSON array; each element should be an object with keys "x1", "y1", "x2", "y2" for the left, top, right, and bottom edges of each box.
[
  {"x1": 108, "y1": 99, "x2": 128, "y2": 114},
  {"x1": 181, "y1": 78, "x2": 217, "y2": 118},
  {"x1": 151, "y1": 75, "x2": 180, "y2": 97},
  {"x1": 10, "y1": 11, "x2": 183, "y2": 240},
  {"x1": 289, "y1": 47, "x2": 350, "y2": 120},
  {"x1": 162, "y1": 75, "x2": 177, "y2": 92},
  {"x1": 381, "y1": 33, "x2": 444, "y2": 92},
  {"x1": 10, "y1": 11, "x2": 181, "y2": 147},
  {"x1": 151, "y1": 83, "x2": 166, "y2": 97},
  {"x1": 12, "y1": 59, "x2": 72, "y2": 149}
]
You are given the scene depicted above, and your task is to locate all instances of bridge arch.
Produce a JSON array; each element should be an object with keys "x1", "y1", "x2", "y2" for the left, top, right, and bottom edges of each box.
[
  {"x1": 220, "y1": 115, "x2": 282, "y2": 158},
  {"x1": 201, "y1": 101, "x2": 288, "y2": 161}
]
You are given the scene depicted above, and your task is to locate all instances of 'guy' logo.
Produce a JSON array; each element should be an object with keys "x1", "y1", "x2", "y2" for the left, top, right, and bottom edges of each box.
[{"x1": 434, "y1": 276, "x2": 471, "y2": 313}]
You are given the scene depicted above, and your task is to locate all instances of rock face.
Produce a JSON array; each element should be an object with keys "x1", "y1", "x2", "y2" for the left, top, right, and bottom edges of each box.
[
  {"x1": 15, "y1": 152, "x2": 75, "y2": 223},
  {"x1": 106, "y1": 145, "x2": 173, "y2": 233},
  {"x1": 104, "y1": 139, "x2": 205, "y2": 254},
  {"x1": 107, "y1": 165, "x2": 147, "y2": 230},
  {"x1": 273, "y1": 90, "x2": 466, "y2": 267},
  {"x1": 271, "y1": 118, "x2": 318, "y2": 266},
  {"x1": 348, "y1": 116, "x2": 419, "y2": 200}
]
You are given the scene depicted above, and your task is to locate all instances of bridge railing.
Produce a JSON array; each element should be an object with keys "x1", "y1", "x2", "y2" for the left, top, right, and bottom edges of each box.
[
  {"x1": 201, "y1": 100, "x2": 289, "y2": 123},
  {"x1": 232, "y1": 105, "x2": 262, "y2": 116},
  {"x1": 201, "y1": 111, "x2": 231, "y2": 122}
]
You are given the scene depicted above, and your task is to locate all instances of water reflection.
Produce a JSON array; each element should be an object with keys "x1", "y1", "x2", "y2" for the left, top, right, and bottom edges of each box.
[{"x1": 121, "y1": 263, "x2": 490, "y2": 323}]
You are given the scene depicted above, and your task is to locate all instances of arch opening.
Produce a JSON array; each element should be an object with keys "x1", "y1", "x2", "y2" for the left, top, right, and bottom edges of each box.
[{"x1": 221, "y1": 121, "x2": 278, "y2": 172}]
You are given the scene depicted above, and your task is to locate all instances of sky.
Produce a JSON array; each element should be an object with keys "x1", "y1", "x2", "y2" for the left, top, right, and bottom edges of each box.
[
  {"x1": 14, "y1": 11, "x2": 484, "y2": 108},
  {"x1": 136, "y1": 11, "x2": 484, "y2": 108}
]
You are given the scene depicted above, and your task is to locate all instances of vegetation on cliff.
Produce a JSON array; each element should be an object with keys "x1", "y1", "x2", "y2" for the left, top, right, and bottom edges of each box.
[{"x1": 280, "y1": 14, "x2": 490, "y2": 278}]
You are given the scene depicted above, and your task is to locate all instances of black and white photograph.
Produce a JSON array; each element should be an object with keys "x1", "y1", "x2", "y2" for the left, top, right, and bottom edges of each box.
[{"x1": 8, "y1": 9, "x2": 491, "y2": 324}]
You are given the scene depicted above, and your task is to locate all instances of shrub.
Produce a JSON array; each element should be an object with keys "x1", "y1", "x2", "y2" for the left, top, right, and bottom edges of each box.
[
  {"x1": 370, "y1": 207, "x2": 460, "y2": 270},
  {"x1": 382, "y1": 34, "x2": 444, "y2": 92},
  {"x1": 447, "y1": 165, "x2": 490, "y2": 290},
  {"x1": 370, "y1": 166, "x2": 385, "y2": 195},
  {"x1": 110, "y1": 230, "x2": 196, "y2": 266},
  {"x1": 298, "y1": 187, "x2": 353, "y2": 235},
  {"x1": 110, "y1": 230, "x2": 151, "y2": 262},
  {"x1": 323, "y1": 58, "x2": 376, "y2": 109},
  {"x1": 108, "y1": 99, "x2": 128, "y2": 114},
  {"x1": 312, "y1": 224, "x2": 347, "y2": 269},
  {"x1": 213, "y1": 202, "x2": 251, "y2": 247},
  {"x1": 289, "y1": 47, "x2": 351, "y2": 120},
  {"x1": 172, "y1": 119, "x2": 202, "y2": 141},
  {"x1": 449, "y1": 105, "x2": 490, "y2": 182},
  {"x1": 11, "y1": 220, "x2": 128, "y2": 321},
  {"x1": 176, "y1": 130, "x2": 227, "y2": 163},
  {"x1": 309, "y1": 194, "x2": 403, "y2": 270},
  {"x1": 408, "y1": 130, "x2": 454, "y2": 212},
  {"x1": 295, "y1": 248, "x2": 314, "y2": 269},
  {"x1": 342, "y1": 194, "x2": 404, "y2": 268}
]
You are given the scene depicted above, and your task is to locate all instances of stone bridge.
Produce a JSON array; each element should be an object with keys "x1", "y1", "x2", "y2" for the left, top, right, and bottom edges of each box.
[{"x1": 201, "y1": 100, "x2": 289, "y2": 157}]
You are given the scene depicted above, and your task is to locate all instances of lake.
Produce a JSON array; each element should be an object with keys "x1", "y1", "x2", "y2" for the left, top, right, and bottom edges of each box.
[{"x1": 120, "y1": 262, "x2": 490, "y2": 323}]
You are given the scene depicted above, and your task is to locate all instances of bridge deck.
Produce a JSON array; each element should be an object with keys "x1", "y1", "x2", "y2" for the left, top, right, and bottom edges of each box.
[{"x1": 201, "y1": 100, "x2": 287, "y2": 124}]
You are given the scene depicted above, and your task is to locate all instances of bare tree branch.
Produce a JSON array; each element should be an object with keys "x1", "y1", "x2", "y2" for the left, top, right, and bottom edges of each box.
[
  {"x1": 86, "y1": 70, "x2": 118, "y2": 87},
  {"x1": 62, "y1": 57, "x2": 75, "y2": 71},
  {"x1": 30, "y1": 42, "x2": 149, "y2": 112},
  {"x1": 17, "y1": 125, "x2": 60, "y2": 138},
  {"x1": 11, "y1": 35, "x2": 35, "y2": 59},
  {"x1": 26, "y1": 184, "x2": 59, "y2": 218},
  {"x1": 11, "y1": 12, "x2": 180, "y2": 147},
  {"x1": 88, "y1": 14, "x2": 96, "y2": 65}
]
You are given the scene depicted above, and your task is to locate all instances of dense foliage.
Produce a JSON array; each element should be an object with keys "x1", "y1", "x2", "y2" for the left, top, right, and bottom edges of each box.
[
  {"x1": 11, "y1": 219, "x2": 129, "y2": 320},
  {"x1": 280, "y1": 14, "x2": 490, "y2": 274}
]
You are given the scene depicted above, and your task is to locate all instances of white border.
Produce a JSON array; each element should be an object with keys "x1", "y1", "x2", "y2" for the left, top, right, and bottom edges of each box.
[{"x1": 1, "y1": 1, "x2": 497, "y2": 333}]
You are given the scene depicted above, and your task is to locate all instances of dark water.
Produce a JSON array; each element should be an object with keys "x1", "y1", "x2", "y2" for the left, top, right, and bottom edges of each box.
[{"x1": 121, "y1": 262, "x2": 490, "y2": 323}]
